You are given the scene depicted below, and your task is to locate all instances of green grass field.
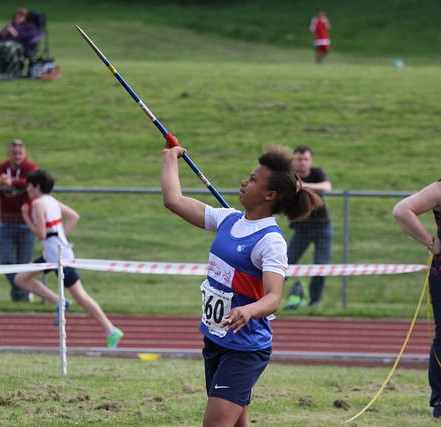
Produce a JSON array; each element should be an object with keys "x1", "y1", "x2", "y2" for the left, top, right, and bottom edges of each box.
[
  {"x1": 1, "y1": 1, "x2": 440, "y2": 425},
  {"x1": 0, "y1": 353, "x2": 432, "y2": 426}
]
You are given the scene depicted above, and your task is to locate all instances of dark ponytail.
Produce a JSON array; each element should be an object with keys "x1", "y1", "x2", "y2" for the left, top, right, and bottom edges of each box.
[
  {"x1": 283, "y1": 185, "x2": 323, "y2": 222},
  {"x1": 259, "y1": 145, "x2": 323, "y2": 221}
]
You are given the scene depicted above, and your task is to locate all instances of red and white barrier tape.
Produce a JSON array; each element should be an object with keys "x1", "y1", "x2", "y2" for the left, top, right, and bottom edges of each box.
[
  {"x1": 72, "y1": 259, "x2": 427, "y2": 276},
  {"x1": 0, "y1": 263, "x2": 57, "y2": 274},
  {"x1": 71, "y1": 259, "x2": 209, "y2": 275},
  {"x1": 286, "y1": 263, "x2": 426, "y2": 276},
  {"x1": 0, "y1": 259, "x2": 427, "y2": 276}
]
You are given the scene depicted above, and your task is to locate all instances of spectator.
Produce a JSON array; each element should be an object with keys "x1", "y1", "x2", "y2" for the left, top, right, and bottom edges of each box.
[
  {"x1": 161, "y1": 142, "x2": 322, "y2": 426},
  {"x1": 14, "y1": 169, "x2": 123, "y2": 349},
  {"x1": 0, "y1": 8, "x2": 39, "y2": 55},
  {"x1": 0, "y1": 8, "x2": 39, "y2": 78},
  {"x1": 393, "y1": 180, "x2": 441, "y2": 419},
  {"x1": 285, "y1": 145, "x2": 333, "y2": 309},
  {"x1": 309, "y1": 9, "x2": 331, "y2": 64},
  {"x1": 0, "y1": 139, "x2": 38, "y2": 302}
]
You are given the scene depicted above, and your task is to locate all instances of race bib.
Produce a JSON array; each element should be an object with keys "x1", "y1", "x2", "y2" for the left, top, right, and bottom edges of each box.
[{"x1": 200, "y1": 279, "x2": 233, "y2": 338}]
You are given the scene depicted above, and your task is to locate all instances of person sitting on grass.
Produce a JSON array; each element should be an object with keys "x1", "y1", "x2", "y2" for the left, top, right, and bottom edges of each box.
[{"x1": 14, "y1": 169, "x2": 123, "y2": 349}]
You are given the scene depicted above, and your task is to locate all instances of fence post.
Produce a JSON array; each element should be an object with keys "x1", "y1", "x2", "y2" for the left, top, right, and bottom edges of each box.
[{"x1": 342, "y1": 191, "x2": 350, "y2": 308}]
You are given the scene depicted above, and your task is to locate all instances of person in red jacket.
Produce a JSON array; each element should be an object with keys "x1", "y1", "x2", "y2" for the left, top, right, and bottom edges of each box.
[
  {"x1": 309, "y1": 9, "x2": 331, "y2": 64},
  {"x1": 0, "y1": 139, "x2": 38, "y2": 301}
]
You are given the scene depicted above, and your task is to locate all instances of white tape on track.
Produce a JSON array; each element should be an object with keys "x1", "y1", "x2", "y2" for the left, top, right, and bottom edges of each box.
[{"x1": 0, "y1": 259, "x2": 426, "y2": 277}]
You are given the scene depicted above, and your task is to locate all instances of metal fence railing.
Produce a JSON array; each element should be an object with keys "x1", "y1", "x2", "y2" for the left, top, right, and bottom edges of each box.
[
  {"x1": 2, "y1": 185, "x2": 426, "y2": 310},
  {"x1": 50, "y1": 187, "x2": 422, "y2": 309}
]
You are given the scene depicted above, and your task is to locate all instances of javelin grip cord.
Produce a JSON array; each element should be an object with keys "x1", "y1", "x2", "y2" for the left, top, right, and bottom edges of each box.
[{"x1": 76, "y1": 25, "x2": 229, "y2": 208}]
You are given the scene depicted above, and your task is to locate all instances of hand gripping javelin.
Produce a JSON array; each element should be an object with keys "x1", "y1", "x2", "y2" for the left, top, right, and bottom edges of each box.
[{"x1": 76, "y1": 25, "x2": 229, "y2": 208}]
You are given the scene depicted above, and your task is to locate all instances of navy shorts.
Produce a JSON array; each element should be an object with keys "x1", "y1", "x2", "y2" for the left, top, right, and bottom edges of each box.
[
  {"x1": 34, "y1": 256, "x2": 80, "y2": 288},
  {"x1": 202, "y1": 336, "x2": 271, "y2": 407}
]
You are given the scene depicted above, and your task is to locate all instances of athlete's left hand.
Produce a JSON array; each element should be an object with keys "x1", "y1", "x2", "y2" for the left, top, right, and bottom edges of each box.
[{"x1": 221, "y1": 306, "x2": 252, "y2": 334}]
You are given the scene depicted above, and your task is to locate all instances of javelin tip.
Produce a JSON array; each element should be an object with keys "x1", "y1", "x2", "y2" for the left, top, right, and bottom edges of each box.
[
  {"x1": 76, "y1": 25, "x2": 107, "y2": 63},
  {"x1": 75, "y1": 25, "x2": 88, "y2": 40}
]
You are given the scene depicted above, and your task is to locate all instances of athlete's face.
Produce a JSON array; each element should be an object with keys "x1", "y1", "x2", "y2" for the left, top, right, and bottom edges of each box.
[
  {"x1": 26, "y1": 182, "x2": 38, "y2": 199},
  {"x1": 239, "y1": 165, "x2": 275, "y2": 208}
]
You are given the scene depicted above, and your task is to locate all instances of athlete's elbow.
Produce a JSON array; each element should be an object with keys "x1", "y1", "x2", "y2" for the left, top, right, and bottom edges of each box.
[
  {"x1": 163, "y1": 197, "x2": 174, "y2": 212},
  {"x1": 163, "y1": 194, "x2": 181, "y2": 213},
  {"x1": 392, "y1": 202, "x2": 406, "y2": 221}
]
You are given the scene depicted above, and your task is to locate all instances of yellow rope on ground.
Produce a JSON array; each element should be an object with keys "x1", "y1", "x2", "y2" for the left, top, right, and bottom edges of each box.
[{"x1": 344, "y1": 253, "x2": 433, "y2": 423}]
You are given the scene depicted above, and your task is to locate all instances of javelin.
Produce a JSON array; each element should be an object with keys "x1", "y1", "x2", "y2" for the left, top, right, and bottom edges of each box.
[{"x1": 75, "y1": 25, "x2": 229, "y2": 208}]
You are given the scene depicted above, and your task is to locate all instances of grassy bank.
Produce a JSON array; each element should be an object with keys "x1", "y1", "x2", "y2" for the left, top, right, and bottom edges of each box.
[{"x1": 2, "y1": 0, "x2": 441, "y2": 56}]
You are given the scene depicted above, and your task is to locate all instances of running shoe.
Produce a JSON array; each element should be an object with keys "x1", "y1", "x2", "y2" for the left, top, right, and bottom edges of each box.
[
  {"x1": 107, "y1": 327, "x2": 123, "y2": 349},
  {"x1": 284, "y1": 281, "x2": 309, "y2": 310}
]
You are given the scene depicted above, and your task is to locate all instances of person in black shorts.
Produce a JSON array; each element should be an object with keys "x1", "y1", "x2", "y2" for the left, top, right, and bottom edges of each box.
[
  {"x1": 13, "y1": 169, "x2": 123, "y2": 348},
  {"x1": 161, "y1": 142, "x2": 323, "y2": 426}
]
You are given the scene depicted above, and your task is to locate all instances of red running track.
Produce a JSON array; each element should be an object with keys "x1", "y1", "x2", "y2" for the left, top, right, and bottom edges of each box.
[{"x1": 0, "y1": 314, "x2": 433, "y2": 368}]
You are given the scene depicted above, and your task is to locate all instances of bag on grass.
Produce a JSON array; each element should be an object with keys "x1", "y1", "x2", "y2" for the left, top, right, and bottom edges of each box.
[
  {"x1": 29, "y1": 57, "x2": 60, "y2": 80},
  {"x1": 0, "y1": 41, "x2": 25, "y2": 80}
]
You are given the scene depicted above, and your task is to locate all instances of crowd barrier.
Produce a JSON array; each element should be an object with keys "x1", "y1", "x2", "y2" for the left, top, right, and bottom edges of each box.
[{"x1": 0, "y1": 259, "x2": 427, "y2": 276}]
